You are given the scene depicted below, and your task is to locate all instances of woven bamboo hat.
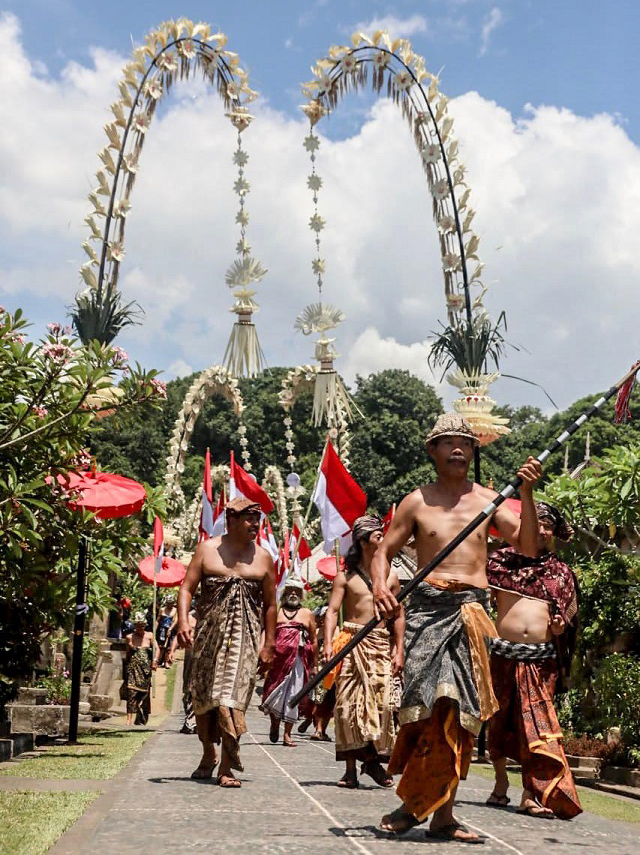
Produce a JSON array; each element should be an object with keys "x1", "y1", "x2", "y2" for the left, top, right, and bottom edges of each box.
[{"x1": 425, "y1": 413, "x2": 479, "y2": 446}]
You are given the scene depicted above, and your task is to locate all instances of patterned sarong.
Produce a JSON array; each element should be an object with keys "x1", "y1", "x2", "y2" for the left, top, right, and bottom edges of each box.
[
  {"x1": 489, "y1": 639, "x2": 582, "y2": 819},
  {"x1": 126, "y1": 646, "x2": 152, "y2": 725},
  {"x1": 334, "y1": 622, "x2": 396, "y2": 761},
  {"x1": 190, "y1": 575, "x2": 262, "y2": 771},
  {"x1": 262, "y1": 622, "x2": 314, "y2": 723},
  {"x1": 388, "y1": 580, "x2": 498, "y2": 821}
]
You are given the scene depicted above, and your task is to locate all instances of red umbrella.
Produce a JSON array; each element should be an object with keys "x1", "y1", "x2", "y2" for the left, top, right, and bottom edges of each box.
[
  {"x1": 316, "y1": 555, "x2": 345, "y2": 581},
  {"x1": 138, "y1": 555, "x2": 186, "y2": 588},
  {"x1": 488, "y1": 497, "x2": 521, "y2": 538},
  {"x1": 65, "y1": 470, "x2": 146, "y2": 518}
]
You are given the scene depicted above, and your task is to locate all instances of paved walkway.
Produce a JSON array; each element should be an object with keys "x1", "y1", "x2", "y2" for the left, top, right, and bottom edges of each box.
[{"x1": 46, "y1": 698, "x2": 638, "y2": 855}]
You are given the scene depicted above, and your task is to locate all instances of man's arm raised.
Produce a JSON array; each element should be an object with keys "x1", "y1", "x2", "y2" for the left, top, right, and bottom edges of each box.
[
  {"x1": 371, "y1": 493, "x2": 416, "y2": 619},
  {"x1": 492, "y1": 456, "x2": 542, "y2": 557},
  {"x1": 177, "y1": 542, "x2": 204, "y2": 648},
  {"x1": 259, "y1": 554, "x2": 277, "y2": 669}
]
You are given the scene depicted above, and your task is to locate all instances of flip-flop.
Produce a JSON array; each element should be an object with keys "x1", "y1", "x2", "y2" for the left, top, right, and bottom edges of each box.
[
  {"x1": 337, "y1": 773, "x2": 359, "y2": 789},
  {"x1": 380, "y1": 807, "x2": 420, "y2": 835},
  {"x1": 516, "y1": 804, "x2": 555, "y2": 819},
  {"x1": 217, "y1": 775, "x2": 242, "y2": 788},
  {"x1": 282, "y1": 741, "x2": 297, "y2": 748},
  {"x1": 486, "y1": 791, "x2": 511, "y2": 808},
  {"x1": 190, "y1": 765, "x2": 215, "y2": 780},
  {"x1": 428, "y1": 823, "x2": 485, "y2": 844}
]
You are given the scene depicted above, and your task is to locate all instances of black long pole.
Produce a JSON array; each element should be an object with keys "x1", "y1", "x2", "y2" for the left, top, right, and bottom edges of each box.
[
  {"x1": 68, "y1": 536, "x2": 88, "y2": 744},
  {"x1": 289, "y1": 363, "x2": 639, "y2": 709}
]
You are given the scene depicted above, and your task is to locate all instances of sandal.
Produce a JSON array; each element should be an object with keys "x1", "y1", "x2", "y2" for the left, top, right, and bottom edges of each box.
[
  {"x1": 217, "y1": 774, "x2": 242, "y2": 788},
  {"x1": 337, "y1": 772, "x2": 359, "y2": 789},
  {"x1": 380, "y1": 807, "x2": 420, "y2": 835},
  {"x1": 516, "y1": 803, "x2": 554, "y2": 819},
  {"x1": 486, "y1": 791, "x2": 510, "y2": 808},
  {"x1": 361, "y1": 761, "x2": 394, "y2": 788},
  {"x1": 429, "y1": 822, "x2": 484, "y2": 844}
]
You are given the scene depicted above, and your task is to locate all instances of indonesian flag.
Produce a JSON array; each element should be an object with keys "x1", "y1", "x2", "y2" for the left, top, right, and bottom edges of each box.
[
  {"x1": 290, "y1": 523, "x2": 312, "y2": 568},
  {"x1": 258, "y1": 517, "x2": 279, "y2": 562},
  {"x1": 211, "y1": 486, "x2": 226, "y2": 537},
  {"x1": 382, "y1": 504, "x2": 396, "y2": 534},
  {"x1": 199, "y1": 449, "x2": 215, "y2": 541},
  {"x1": 275, "y1": 533, "x2": 290, "y2": 598},
  {"x1": 229, "y1": 451, "x2": 274, "y2": 515},
  {"x1": 312, "y1": 440, "x2": 367, "y2": 554},
  {"x1": 153, "y1": 516, "x2": 164, "y2": 576}
]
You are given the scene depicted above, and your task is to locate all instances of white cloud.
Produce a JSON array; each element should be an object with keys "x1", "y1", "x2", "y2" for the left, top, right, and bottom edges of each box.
[
  {"x1": 1, "y1": 12, "x2": 640, "y2": 419},
  {"x1": 353, "y1": 14, "x2": 428, "y2": 38},
  {"x1": 166, "y1": 359, "x2": 194, "y2": 379},
  {"x1": 479, "y1": 7, "x2": 504, "y2": 56}
]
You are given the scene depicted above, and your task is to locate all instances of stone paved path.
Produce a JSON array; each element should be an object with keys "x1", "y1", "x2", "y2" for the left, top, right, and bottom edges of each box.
[{"x1": 48, "y1": 701, "x2": 638, "y2": 855}]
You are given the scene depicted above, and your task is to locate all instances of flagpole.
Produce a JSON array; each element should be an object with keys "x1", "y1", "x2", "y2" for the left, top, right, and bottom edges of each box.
[
  {"x1": 290, "y1": 440, "x2": 327, "y2": 567},
  {"x1": 335, "y1": 537, "x2": 343, "y2": 629},
  {"x1": 288, "y1": 361, "x2": 640, "y2": 709},
  {"x1": 152, "y1": 561, "x2": 157, "y2": 699}
]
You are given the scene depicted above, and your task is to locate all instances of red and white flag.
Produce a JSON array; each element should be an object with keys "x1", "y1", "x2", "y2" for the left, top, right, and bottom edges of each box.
[
  {"x1": 290, "y1": 522, "x2": 312, "y2": 568},
  {"x1": 199, "y1": 449, "x2": 215, "y2": 541},
  {"x1": 153, "y1": 516, "x2": 164, "y2": 576},
  {"x1": 211, "y1": 485, "x2": 226, "y2": 537},
  {"x1": 258, "y1": 517, "x2": 279, "y2": 561},
  {"x1": 312, "y1": 440, "x2": 367, "y2": 554},
  {"x1": 382, "y1": 503, "x2": 396, "y2": 534},
  {"x1": 229, "y1": 451, "x2": 274, "y2": 515}
]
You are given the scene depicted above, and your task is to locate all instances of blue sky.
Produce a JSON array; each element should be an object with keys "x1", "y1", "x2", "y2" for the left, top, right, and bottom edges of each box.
[{"x1": 1, "y1": 0, "x2": 639, "y2": 415}]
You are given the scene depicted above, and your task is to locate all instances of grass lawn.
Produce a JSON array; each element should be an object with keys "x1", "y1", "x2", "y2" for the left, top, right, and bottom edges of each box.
[
  {"x1": 1, "y1": 790, "x2": 98, "y2": 855},
  {"x1": 0, "y1": 729, "x2": 152, "y2": 780},
  {"x1": 164, "y1": 662, "x2": 177, "y2": 712},
  {"x1": 470, "y1": 764, "x2": 640, "y2": 824}
]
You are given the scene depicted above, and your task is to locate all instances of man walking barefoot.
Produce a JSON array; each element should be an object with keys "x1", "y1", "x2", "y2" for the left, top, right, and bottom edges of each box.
[
  {"x1": 325, "y1": 515, "x2": 404, "y2": 789},
  {"x1": 373, "y1": 414, "x2": 542, "y2": 844},
  {"x1": 486, "y1": 501, "x2": 582, "y2": 819},
  {"x1": 262, "y1": 578, "x2": 317, "y2": 747},
  {"x1": 177, "y1": 497, "x2": 276, "y2": 788}
]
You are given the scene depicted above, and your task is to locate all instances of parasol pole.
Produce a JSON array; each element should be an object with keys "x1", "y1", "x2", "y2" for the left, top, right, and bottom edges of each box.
[
  {"x1": 335, "y1": 538, "x2": 343, "y2": 629},
  {"x1": 289, "y1": 361, "x2": 640, "y2": 708},
  {"x1": 152, "y1": 555, "x2": 158, "y2": 699},
  {"x1": 68, "y1": 535, "x2": 88, "y2": 744}
]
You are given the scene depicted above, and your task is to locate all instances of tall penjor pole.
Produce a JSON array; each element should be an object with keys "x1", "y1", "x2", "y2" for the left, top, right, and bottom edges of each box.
[{"x1": 289, "y1": 361, "x2": 640, "y2": 708}]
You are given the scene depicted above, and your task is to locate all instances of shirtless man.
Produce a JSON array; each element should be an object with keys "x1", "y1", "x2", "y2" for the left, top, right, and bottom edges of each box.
[
  {"x1": 372, "y1": 413, "x2": 542, "y2": 843},
  {"x1": 325, "y1": 515, "x2": 405, "y2": 789},
  {"x1": 486, "y1": 501, "x2": 582, "y2": 819},
  {"x1": 177, "y1": 497, "x2": 276, "y2": 787},
  {"x1": 262, "y1": 578, "x2": 317, "y2": 747}
]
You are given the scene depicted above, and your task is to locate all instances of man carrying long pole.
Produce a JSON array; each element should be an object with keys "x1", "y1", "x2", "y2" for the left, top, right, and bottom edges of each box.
[{"x1": 373, "y1": 413, "x2": 542, "y2": 844}]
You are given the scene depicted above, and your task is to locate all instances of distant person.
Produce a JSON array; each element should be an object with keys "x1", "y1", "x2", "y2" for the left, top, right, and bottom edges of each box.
[
  {"x1": 262, "y1": 578, "x2": 317, "y2": 747},
  {"x1": 486, "y1": 502, "x2": 582, "y2": 819},
  {"x1": 177, "y1": 497, "x2": 276, "y2": 788},
  {"x1": 156, "y1": 597, "x2": 177, "y2": 667},
  {"x1": 124, "y1": 612, "x2": 156, "y2": 725}
]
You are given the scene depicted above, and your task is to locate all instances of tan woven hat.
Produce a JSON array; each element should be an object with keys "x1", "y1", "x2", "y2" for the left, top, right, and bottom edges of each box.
[
  {"x1": 226, "y1": 496, "x2": 261, "y2": 515},
  {"x1": 425, "y1": 413, "x2": 479, "y2": 446}
]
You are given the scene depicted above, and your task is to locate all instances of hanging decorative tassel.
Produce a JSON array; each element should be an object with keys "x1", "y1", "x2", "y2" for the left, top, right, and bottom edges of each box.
[
  {"x1": 222, "y1": 124, "x2": 268, "y2": 377},
  {"x1": 614, "y1": 360, "x2": 640, "y2": 423}
]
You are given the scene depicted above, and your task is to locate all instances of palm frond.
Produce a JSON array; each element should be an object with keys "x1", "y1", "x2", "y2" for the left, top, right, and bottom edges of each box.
[
  {"x1": 225, "y1": 256, "x2": 267, "y2": 289},
  {"x1": 69, "y1": 288, "x2": 142, "y2": 345},
  {"x1": 294, "y1": 302, "x2": 345, "y2": 335},
  {"x1": 428, "y1": 311, "x2": 516, "y2": 379}
]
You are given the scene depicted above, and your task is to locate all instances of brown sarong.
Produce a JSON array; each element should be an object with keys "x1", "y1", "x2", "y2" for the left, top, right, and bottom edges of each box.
[
  {"x1": 334, "y1": 622, "x2": 395, "y2": 761},
  {"x1": 190, "y1": 575, "x2": 262, "y2": 771},
  {"x1": 489, "y1": 647, "x2": 582, "y2": 819},
  {"x1": 126, "y1": 646, "x2": 152, "y2": 725},
  {"x1": 388, "y1": 579, "x2": 497, "y2": 821}
]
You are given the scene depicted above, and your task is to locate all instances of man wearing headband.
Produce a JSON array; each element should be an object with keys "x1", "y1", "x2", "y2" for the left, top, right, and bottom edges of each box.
[
  {"x1": 177, "y1": 496, "x2": 277, "y2": 788},
  {"x1": 262, "y1": 577, "x2": 317, "y2": 747},
  {"x1": 372, "y1": 413, "x2": 542, "y2": 843},
  {"x1": 485, "y1": 501, "x2": 582, "y2": 819},
  {"x1": 324, "y1": 515, "x2": 404, "y2": 790}
]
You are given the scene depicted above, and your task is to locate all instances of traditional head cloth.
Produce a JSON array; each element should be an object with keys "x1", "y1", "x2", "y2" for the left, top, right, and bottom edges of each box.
[
  {"x1": 536, "y1": 501, "x2": 574, "y2": 542},
  {"x1": 133, "y1": 611, "x2": 146, "y2": 625},
  {"x1": 352, "y1": 514, "x2": 384, "y2": 543},
  {"x1": 226, "y1": 496, "x2": 261, "y2": 515},
  {"x1": 283, "y1": 577, "x2": 304, "y2": 592},
  {"x1": 425, "y1": 412, "x2": 479, "y2": 446}
]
